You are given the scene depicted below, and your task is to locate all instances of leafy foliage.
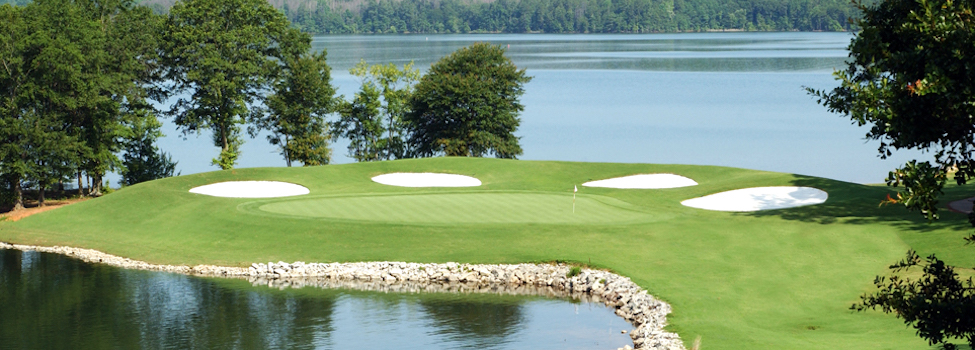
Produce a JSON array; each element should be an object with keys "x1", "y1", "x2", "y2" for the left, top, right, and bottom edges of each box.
[
  {"x1": 161, "y1": 0, "x2": 305, "y2": 169},
  {"x1": 405, "y1": 43, "x2": 530, "y2": 159},
  {"x1": 853, "y1": 250, "x2": 975, "y2": 349},
  {"x1": 810, "y1": 0, "x2": 975, "y2": 220},
  {"x1": 0, "y1": 0, "x2": 158, "y2": 205},
  {"x1": 256, "y1": 49, "x2": 337, "y2": 167},
  {"x1": 810, "y1": 0, "x2": 975, "y2": 346},
  {"x1": 334, "y1": 82, "x2": 384, "y2": 162},
  {"x1": 145, "y1": 0, "x2": 862, "y2": 34},
  {"x1": 333, "y1": 60, "x2": 419, "y2": 161},
  {"x1": 120, "y1": 108, "x2": 177, "y2": 186}
]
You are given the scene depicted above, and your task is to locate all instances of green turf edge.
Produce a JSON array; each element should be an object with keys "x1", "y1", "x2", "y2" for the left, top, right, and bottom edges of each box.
[{"x1": 1, "y1": 157, "x2": 972, "y2": 349}]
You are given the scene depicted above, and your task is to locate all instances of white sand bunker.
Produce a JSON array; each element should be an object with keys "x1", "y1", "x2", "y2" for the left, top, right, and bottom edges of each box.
[
  {"x1": 583, "y1": 174, "x2": 698, "y2": 189},
  {"x1": 189, "y1": 181, "x2": 310, "y2": 198},
  {"x1": 681, "y1": 186, "x2": 827, "y2": 212},
  {"x1": 372, "y1": 173, "x2": 482, "y2": 187}
]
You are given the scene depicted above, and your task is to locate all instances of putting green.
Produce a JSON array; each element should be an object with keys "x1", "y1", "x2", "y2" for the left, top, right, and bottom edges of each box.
[{"x1": 253, "y1": 192, "x2": 664, "y2": 224}]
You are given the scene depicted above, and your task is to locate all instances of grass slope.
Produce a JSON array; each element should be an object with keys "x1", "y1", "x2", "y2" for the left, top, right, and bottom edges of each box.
[{"x1": 2, "y1": 157, "x2": 973, "y2": 350}]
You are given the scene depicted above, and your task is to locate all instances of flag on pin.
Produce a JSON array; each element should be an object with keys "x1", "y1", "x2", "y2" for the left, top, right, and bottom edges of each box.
[{"x1": 572, "y1": 185, "x2": 577, "y2": 213}]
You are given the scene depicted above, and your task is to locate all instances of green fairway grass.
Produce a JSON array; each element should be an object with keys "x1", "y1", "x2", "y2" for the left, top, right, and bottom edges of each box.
[
  {"x1": 251, "y1": 192, "x2": 664, "y2": 224},
  {"x1": 1, "y1": 157, "x2": 972, "y2": 349}
]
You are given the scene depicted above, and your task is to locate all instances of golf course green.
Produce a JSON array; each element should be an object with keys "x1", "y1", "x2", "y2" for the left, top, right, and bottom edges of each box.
[
  {"x1": 251, "y1": 192, "x2": 663, "y2": 224},
  {"x1": 2, "y1": 157, "x2": 973, "y2": 349}
]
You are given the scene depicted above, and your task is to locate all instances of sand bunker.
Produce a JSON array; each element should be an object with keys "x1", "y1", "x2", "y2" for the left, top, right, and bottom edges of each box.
[
  {"x1": 371, "y1": 173, "x2": 482, "y2": 187},
  {"x1": 582, "y1": 174, "x2": 697, "y2": 189},
  {"x1": 681, "y1": 186, "x2": 827, "y2": 212},
  {"x1": 189, "y1": 181, "x2": 310, "y2": 198}
]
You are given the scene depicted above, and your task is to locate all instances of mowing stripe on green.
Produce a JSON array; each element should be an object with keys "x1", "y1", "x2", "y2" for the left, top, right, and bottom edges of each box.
[{"x1": 256, "y1": 192, "x2": 663, "y2": 224}]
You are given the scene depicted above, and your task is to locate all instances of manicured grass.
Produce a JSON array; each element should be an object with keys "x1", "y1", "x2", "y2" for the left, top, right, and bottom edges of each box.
[
  {"x1": 252, "y1": 192, "x2": 661, "y2": 224},
  {"x1": 1, "y1": 157, "x2": 972, "y2": 350}
]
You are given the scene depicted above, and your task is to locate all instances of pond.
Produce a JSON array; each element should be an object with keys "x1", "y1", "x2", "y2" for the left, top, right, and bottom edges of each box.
[
  {"x1": 0, "y1": 249, "x2": 635, "y2": 349},
  {"x1": 153, "y1": 32, "x2": 923, "y2": 185}
]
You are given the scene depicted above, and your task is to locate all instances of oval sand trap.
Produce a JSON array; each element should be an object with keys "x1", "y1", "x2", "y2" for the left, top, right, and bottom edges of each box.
[
  {"x1": 256, "y1": 192, "x2": 664, "y2": 224},
  {"x1": 583, "y1": 174, "x2": 697, "y2": 189},
  {"x1": 189, "y1": 181, "x2": 310, "y2": 198},
  {"x1": 681, "y1": 186, "x2": 827, "y2": 212},
  {"x1": 372, "y1": 173, "x2": 481, "y2": 187}
]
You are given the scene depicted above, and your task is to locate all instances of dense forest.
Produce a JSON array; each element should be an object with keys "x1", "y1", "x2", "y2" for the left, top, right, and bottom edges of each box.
[
  {"x1": 266, "y1": 0, "x2": 861, "y2": 33},
  {"x1": 0, "y1": 0, "x2": 859, "y2": 33}
]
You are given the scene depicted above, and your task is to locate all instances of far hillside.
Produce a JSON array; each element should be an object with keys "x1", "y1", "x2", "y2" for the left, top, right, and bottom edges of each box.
[{"x1": 0, "y1": 0, "x2": 860, "y2": 33}]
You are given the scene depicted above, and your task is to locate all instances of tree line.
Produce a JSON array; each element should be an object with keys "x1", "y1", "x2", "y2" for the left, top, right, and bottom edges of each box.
[
  {"x1": 0, "y1": 0, "x2": 530, "y2": 210},
  {"x1": 3, "y1": 0, "x2": 863, "y2": 34},
  {"x1": 257, "y1": 0, "x2": 860, "y2": 34},
  {"x1": 0, "y1": 0, "x2": 175, "y2": 208}
]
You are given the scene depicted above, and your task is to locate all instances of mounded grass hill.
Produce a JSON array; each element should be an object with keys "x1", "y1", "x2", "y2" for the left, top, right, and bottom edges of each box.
[{"x1": 2, "y1": 157, "x2": 973, "y2": 350}]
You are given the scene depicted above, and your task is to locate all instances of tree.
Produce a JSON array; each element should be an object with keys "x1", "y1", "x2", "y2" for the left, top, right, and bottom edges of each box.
[
  {"x1": 404, "y1": 42, "x2": 531, "y2": 158},
  {"x1": 71, "y1": 0, "x2": 164, "y2": 197},
  {"x1": 0, "y1": 0, "x2": 89, "y2": 208},
  {"x1": 333, "y1": 83, "x2": 384, "y2": 162},
  {"x1": 255, "y1": 49, "x2": 337, "y2": 167},
  {"x1": 809, "y1": 0, "x2": 975, "y2": 347},
  {"x1": 333, "y1": 59, "x2": 419, "y2": 161},
  {"x1": 0, "y1": 3, "x2": 32, "y2": 210},
  {"x1": 120, "y1": 106, "x2": 177, "y2": 186},
  {"x1": 162, "y1": 0, "x2": 307, "y2": 170}
]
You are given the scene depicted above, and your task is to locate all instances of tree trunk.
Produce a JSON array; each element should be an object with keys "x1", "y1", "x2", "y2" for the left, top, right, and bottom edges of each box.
[
  {"x1": 91, "y1": 173, "x2": 103, "y2": 197},
  {"x1": 12, "y1": 175, "x2": 24, "y2": 211},
  {"x1": 77, "y1": 171, "x2": 84, "y2": 197},
  {"x1": 38, "y1": 181, "x2": 46, "y2": 207},
  {"x1": 221, "y1": 126, "x2": 229, "y2": 153},
  {"x1": 386, "y1": 115, "x2": 393, "y2": 160},
  {"x1": 285, "y1": 135, "x2": 292, "y2": 167}
]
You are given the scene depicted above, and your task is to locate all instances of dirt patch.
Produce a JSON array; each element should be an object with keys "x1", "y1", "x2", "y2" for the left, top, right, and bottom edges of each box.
[{"x1": 1, "y1": 198, "x2": 88, "y2": 222}]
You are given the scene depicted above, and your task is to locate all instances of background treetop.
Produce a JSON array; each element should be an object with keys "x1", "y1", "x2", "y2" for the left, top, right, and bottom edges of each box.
[
  {"x1": 405, "y1": 42, "x2": 531, "y2": 159},
  {"x1": 162, "y1": 0, "x2": 310, "y2": 169}
]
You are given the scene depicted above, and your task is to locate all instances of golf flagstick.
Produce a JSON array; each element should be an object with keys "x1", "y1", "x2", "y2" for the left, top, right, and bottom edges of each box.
[{"x1": 573, "y1": 185, "x2": 577, "y2": 213}]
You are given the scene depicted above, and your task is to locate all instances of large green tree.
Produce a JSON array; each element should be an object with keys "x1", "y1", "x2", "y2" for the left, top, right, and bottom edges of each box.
[
  {"x1": 810, "y1": 0, "x2": 975, "y2": 347},
  {"x1": 0, "y1": 3, "x2": 32, "y2": 210},
  {"x1": 0, "y1": 0, "x2": 165, "y2": 206},
  {"x1": 255, "y1": 49, "x2": 337, "y2": 167},
  {"x1": 333, "y1": 60, "x2": 419, "y2": 161},
  {"x1": 162, "y1": 0, "x2": 306, "y2": 170},
  {"x1": 72, "y1": 0, "x2": 164, "y2": 196},
  {"x1": 404, "y1": 43, "x2": 531, "y2": 159},
  {"x1": 0, "y1": 0, "x2": 90, "y2": 208}
]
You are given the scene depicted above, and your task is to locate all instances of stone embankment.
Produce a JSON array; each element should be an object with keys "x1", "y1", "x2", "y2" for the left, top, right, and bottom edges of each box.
[{"x1": 1, "y1": 242, "x2": 685, "y2": 350}]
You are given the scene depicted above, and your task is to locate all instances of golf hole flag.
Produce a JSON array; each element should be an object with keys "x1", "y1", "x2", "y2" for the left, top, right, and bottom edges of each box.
[{"x1": 573, "y1": 185, "x2": 577, "y2": 213}]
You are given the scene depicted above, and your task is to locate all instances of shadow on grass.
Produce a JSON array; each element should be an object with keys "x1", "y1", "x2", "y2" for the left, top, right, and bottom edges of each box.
[{"x1": 740, "y1": 175, "x2": 971, "y2": 233}]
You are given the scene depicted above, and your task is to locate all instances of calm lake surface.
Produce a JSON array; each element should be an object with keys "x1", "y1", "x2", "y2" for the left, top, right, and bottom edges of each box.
[
  {"x1": 155, "y1": 32, "x2": 922, "y2": 184},
  {"x1": 0, "y1": 249, "x2": 633, "y2": 349}
]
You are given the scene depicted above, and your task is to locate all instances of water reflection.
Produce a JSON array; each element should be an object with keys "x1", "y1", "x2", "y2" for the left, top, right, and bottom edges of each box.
[
  {"x1": 313, "y1": 32, "x2": 853, "y2": 73},
  {"x1": 0, "y1": 249, "x2": 632, "y2": 350}
]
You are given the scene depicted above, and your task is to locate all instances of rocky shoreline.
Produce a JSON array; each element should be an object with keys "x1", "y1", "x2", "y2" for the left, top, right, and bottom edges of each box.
[{"x1": 0, "y1": 241, "x2": 685, "y2": 350}]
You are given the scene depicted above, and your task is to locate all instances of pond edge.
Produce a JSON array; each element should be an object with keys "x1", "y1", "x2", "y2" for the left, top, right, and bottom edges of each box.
[{"x1": 0, "y1": 241, "x2": 685, "y2": 350}]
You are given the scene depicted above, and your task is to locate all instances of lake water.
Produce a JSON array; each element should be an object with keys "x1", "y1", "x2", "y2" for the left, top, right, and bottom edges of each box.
[
  {"x1": 0, "y1": 249, "x2": 633, "y2": 349},
  {"x1": 153, "y1": 32, "x2": 923, "y2": 184}
]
